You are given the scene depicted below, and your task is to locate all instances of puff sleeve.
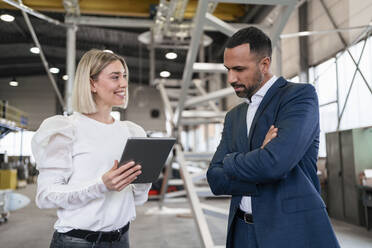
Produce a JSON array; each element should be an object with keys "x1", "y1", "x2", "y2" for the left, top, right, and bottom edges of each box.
[{"x1": 32, "y1": 116, "x2": 108, "y2": 210}]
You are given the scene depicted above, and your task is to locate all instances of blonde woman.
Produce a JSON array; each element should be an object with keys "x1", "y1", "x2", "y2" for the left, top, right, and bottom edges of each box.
[{"x1": 32, "y1": 49, "x2": 151, "y2": 248}]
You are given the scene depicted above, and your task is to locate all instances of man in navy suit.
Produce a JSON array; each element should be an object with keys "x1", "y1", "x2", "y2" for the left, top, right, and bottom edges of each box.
[{"x1": 207, "y1": 27, "x2": 340, "y2": 248}]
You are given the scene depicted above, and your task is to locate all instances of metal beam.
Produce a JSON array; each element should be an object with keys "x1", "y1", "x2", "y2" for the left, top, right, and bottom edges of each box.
[
  {"x1": 298, "y1": 1, "x2": 309, "y2": 82},
  {"x1": 193, "y1": 79, "x2": 220, "y2": 112},
  {"x1": 3, "y1": 0, "x2": 69, "y2": 27},
  {"x1": 182, "y1": 110, "x2": 226, "y2": 118},
  {"x1": 270, "y1": 3, "x2": 296, "y2": 47},
  {"x1": 66, "y1": 14, "x2": 261, "y2": 32},
  {"x1": 63, "y1": 0, "x2": 80, "y2": 16},
  {"x1": 337, "y1": 39, "x2": 368, "y2": 129},
  {"x1": 201, "y1": 203, "x2": 229, "y2": 219},
  {"x1": 149, "y1": 28, "x2": 156, "y2": 85},
  {"x1": 174, "y1": 0, "x2": 209, "y2": 128},
  {"x1": 193, "y1": 63, "x2": 227, "y2": 73},
  {"x1": 183, "y1": 152, "x2": 214, "y2": 161},
  {"x1": 280, "y1": 24, "x2": 372, "y2": 39},
  {"x1": 319, "y1": 0, "x2": 372, "y2": 96},
  {"x1": 176, "y1": 145, "x2": 214, "y2": 248},
  {"x1": 65, "y1": 24, "x2": 77, "y2": 115},
  {"x1": 157, "y1": 83, "x2": 175, "y2": 124},
  {"x1": 211, "y1": 0, "x2": 295, "y2": 5},
  {"x1": 180, "y1": 118, "x2": 224, "y2": 126},
  {"x1": 66, "y1": 15, "x2": 154, "y2": 28},
  {"x1": 185, "y1": 87, "x2": 235, "y2": 108},
  {"x1": 319, "y1": 100, "x2": 337, "y2": 108},
  {"x1": 205, "y1": 13, "x2": 237, "y2": 37},
  {"x1": 18, "y1": 0, "x2": 65, "y2": 109},
  {"x1": 335, "y1": 57, "x2": 340, "y2": 129}
]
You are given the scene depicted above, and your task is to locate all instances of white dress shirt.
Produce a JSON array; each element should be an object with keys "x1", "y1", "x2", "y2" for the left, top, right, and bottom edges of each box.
[
  {"x1": 239, "y1": 75, "x2": 278, "y2": 213},
  {"x1": 32, "y1": 112, "x2": 151, "y2": 233}
]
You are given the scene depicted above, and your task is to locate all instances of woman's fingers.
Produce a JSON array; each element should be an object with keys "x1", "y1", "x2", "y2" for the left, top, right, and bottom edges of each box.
[
  {"x1": 112, "y1": 165, "x2": 142, "y2": 185},
  {"x1": 102, "y1": 161, "x2": 142, "y2": 191},
  {"x1": 116, "y1": 171, "x2": 141, "y2": 191}
]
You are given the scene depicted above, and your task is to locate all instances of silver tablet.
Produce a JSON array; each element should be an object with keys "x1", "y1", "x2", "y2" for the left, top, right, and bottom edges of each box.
[{"x1": 119, "y1": 137, "x2": 176, "y2": 183}]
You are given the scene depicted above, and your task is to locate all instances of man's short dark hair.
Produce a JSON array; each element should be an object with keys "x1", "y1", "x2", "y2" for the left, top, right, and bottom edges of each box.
[{"x1": 226, "y1": 26, "x2": 272, "y2": 60}]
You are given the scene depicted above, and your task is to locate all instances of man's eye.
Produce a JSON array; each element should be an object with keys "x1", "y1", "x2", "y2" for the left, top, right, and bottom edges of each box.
[{"x1": 112, "y1": 76, "x2": 119, "y2": 80}]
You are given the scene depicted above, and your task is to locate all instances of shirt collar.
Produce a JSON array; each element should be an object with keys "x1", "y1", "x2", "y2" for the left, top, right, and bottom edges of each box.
[{"x1": 244, "y1": 75, "x2": 278, "y2": 104}]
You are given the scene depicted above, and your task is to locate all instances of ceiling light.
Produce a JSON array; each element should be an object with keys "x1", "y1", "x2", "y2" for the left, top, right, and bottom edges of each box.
[
  {"x1": 30, "y1": 46, "x2": 40, "y2": 54},
  {"x1": 160, "y1": 71, "x2": 170, "y2": 78},
  {"x1": 0, "y1": 14, "x2": 15, "y2": 22},
  {"x1": 49, "y1": 67, "x2": 60, "y2": 74},
  {"x1": 103, "y1": 49, "x2": 113, "y2": 53},
  {"x1": 9, "y1": 80, "x2": 18, "y2": 87},
  {"x1": 165, "y1": 52, "x2": 177, "y2": 60},
  {"x1": 62, "y1": 75, "x2": 68, "y2": 80}
]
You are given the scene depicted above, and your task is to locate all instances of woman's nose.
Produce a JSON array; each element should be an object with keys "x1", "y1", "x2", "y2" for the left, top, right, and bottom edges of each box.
[{"x1": 120, "y1": 77, "x2": 128, "y2": 87}]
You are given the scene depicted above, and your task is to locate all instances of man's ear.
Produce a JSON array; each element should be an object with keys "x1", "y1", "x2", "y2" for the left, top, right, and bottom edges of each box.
[{"x1": 261, "y1": 57, "x2": 271, "y2": 74}]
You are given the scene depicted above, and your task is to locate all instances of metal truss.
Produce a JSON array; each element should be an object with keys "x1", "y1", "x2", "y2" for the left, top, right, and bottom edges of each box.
[
  {"x1": 313, "y1": 0, "x2": 372, "y2": 129},
  {"x1": 160, "y1": 1, "x2": 298, "y2": 247},
  {"x1": 10, "y1": 0, "x2": 67, "y2": 109}
]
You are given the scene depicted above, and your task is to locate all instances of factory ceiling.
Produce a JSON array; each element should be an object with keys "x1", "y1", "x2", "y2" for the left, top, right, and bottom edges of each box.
[{"x1": 0, "y1": 0, "x2": 274, "y2": 85}]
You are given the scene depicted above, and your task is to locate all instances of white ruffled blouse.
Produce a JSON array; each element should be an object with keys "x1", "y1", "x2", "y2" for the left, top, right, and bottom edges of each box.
[{"x1": 32, "y1": 112, "x2": 151, "y2": 233}]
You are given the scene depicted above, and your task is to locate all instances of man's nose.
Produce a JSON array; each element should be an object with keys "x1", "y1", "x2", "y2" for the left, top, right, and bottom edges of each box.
[{"x1": 227, "y1": 70, "x2": 237, "y2": 84}]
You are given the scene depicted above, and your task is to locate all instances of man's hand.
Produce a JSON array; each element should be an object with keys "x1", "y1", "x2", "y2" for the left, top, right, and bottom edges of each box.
[
  {"x1": 261, "y1": 125, "x2": 278, "y2": 149},
  {"x1": 102, "y1": 160, "x2": 142, "y2": 191}
]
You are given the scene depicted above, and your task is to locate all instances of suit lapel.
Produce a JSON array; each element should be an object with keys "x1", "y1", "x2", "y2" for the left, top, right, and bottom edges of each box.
[{"x1": 247, "y1": 77, "x2": 287, "y2": 149}]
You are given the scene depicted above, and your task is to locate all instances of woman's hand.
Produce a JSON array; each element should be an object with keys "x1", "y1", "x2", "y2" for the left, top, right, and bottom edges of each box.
[
  {"x1": 261, "y1": 125, "x2": 278, "y2": 149},
  {"x1": 102, "y1": 160, "x2": 142, "y2": 191}
]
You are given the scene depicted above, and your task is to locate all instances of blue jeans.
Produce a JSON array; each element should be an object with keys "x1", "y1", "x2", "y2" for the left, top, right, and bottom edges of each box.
[
  {"x1": 232, "y1": 217, "x2": 258, "y2": 248},
  {"x1": 50, "y1": 230, "x2": 130, "y2": 248}
]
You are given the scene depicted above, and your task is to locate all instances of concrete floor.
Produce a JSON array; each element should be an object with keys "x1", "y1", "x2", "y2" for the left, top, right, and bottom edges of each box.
[{"x1": 0, "y1": 184, "x2": 371, "y2": 248}]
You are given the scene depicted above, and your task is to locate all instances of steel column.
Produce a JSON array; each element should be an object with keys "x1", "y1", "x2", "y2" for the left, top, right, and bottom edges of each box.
[
  {"x1": 298, "y1": 1, "x2": 309, "y2": 82},
  {"x1": 149, "y1": 28, "x2": 156, "y2": 85},
  {"x1": 270, "y1": 3, "x2": 296, "y2": 47},
  {"x1": 335, "y1": 57, "x2": 340, "y2": 129},
  {"x1": 174, "y1": 0, "x2": 209, "y2": 128},
  {"x1": 65, "y1": 24, "x2": 77, "y2": 114},
  {"x1": 176, "y1": 145, "x2": 214, "y2": 248}
]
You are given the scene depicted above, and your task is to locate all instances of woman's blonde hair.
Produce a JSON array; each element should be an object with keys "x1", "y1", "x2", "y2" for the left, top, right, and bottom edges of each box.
[{"x1": 72, "y1": 49, "x2": 129, "y2": 113}]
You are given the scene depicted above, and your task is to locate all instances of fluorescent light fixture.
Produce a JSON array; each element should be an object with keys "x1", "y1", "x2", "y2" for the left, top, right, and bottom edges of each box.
[
  {"x1": 0, "y1": 14, "x2": 15, "y2": 22},
  {"x1": 103, "y1": 49, "x2": 113, "y2": 53},
  {"x1": 30, "y1": 46, "x2": 40, "y2": 54},
  {"x1": 49, "y1": 67, "x2": 60, "y2": 74},
  {"x1": 165, "y1": 52, "x2": 177, "y2": 60},
  {"x1": 62, "y1": 75, "x2": 68, "y2": 80},
  {"x1": 9, "y1": 80, "x2": 18, "y2": 87},
  {"x1": 160, "y1": 71, "x2": 170, "y2": 78}
]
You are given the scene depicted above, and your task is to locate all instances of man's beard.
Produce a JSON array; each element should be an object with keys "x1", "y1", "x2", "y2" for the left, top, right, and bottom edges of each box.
[{"x1": 231, "y1": 70, "x2": 263, "y2": 100}]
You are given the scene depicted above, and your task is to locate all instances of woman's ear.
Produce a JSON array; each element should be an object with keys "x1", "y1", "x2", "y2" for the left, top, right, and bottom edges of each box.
[{"x1": 90, "y1": 78, "x2": 97, "y2": 93}]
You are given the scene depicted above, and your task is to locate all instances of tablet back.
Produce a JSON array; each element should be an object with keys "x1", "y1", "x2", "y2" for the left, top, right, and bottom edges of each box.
[{"x1": 119, "y1": 137, "x2": 176, "y2": 183}]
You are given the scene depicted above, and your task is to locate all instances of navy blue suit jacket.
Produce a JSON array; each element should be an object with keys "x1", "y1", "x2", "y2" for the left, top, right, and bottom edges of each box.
[{"x1": 207, "y1": 77, "x2": 340, "y2": 248}]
